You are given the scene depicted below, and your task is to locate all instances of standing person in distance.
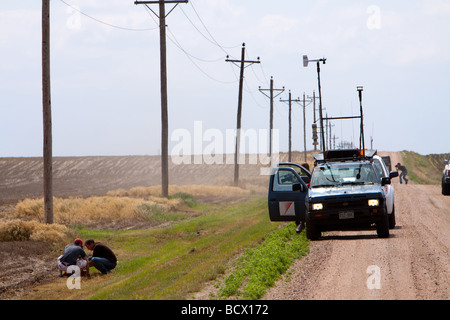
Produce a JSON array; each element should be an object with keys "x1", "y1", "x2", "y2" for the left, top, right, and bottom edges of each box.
[{"x1": 395, "y1": 162, "x2": 409, "y2": 184}]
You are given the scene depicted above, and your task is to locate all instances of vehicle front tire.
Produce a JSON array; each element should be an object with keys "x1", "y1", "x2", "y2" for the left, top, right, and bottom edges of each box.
[
  {"x1": 377, "y1": 211, "x2": 390, "y2": 238},
  {"x1": 388, "y1": 205, "x2": 396, "y2": 229},
  {"x1": 306, "y1": 216, "x2": 321, "y2": 240}
]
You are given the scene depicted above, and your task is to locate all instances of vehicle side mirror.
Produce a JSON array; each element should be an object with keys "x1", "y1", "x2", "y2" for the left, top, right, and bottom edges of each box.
[
  {"x1": 389, "y1": 171, "x2": 399, "y2": 179},
  {"x1": 381, "y1": 177, "x2": 391, "y2": 186},
  {"x1": 292, "y1": 183, "x2": 304, "y2": 192}
]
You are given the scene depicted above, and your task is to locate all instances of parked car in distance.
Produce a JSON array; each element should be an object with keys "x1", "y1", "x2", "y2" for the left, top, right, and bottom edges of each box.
[{"x1": 442, "y1": 159, "x2": 450, "y2": 195}]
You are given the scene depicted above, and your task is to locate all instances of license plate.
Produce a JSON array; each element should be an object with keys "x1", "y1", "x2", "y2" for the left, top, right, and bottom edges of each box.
[{"x1": 339, "y1": 211, "x2": 354, "y2": 219}]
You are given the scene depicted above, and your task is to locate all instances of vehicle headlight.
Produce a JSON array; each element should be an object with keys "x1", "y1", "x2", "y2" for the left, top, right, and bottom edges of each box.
[
  {"x1": 312, "y1": 203, "x2": 323, "y2": 210},
  {"x1": 368, "y1": 199, "x2": 379, "y2": 207}
]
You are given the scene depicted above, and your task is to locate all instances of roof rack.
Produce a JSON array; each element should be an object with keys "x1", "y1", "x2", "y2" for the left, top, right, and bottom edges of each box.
[
  {"x1": 313, "y1": 149, "x2": 377, "y2": 163},
  {"x1": 317, "y1": 86, "x2": 367, "y2": 159}
]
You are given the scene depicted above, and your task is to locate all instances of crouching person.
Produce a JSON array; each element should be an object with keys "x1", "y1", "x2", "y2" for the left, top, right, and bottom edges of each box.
[
  {"x1": 57, "y1": 238, "x2": 90, "y2": 277},
  {"x1": 85, "y1": 239, "x2": 117, "y2": 275}
]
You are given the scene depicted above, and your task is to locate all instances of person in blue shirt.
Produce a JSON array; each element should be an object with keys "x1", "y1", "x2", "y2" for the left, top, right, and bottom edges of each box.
[{"x1": 57, "y1": 238, "x2": 90, "y2": 277}]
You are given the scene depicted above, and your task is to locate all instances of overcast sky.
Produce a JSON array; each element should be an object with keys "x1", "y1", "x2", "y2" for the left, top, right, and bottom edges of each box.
[{"x1": 1, "y1": 0, "x2": 449, "y2": 158}]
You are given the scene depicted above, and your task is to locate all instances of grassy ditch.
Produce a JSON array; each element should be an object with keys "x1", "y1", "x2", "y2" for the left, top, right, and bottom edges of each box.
[
  {"x1": 13, "y1": 195, "x2": 308, "y2": 300},
  {"x1": 401, "y1": 151, "x2": 450, "y2": 185},
  {"x1": 216, "y1": 223, "x2": 309, "y2": 300}
]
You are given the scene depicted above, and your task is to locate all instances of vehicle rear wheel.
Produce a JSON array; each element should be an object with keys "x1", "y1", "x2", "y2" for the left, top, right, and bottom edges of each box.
[
  {"x1": 377, "y1": 211, "x2": 390, "y2": 238},
  {"x1": 442, "y1": 182, "x2": 450, "y2": 195}
]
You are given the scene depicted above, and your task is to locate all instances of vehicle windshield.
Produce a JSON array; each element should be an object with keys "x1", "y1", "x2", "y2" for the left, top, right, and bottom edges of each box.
[{"x1": 310, "y1": 163, "x2": 379, "y2": 188}]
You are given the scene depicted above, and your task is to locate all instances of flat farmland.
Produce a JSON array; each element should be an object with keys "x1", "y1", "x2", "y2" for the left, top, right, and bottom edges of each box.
[
  {"x1": 0, "y1": 156, "x2": 158, "y2": 205},
  {"x1": 0, "y1": 152, "x2": 312, "y2": 205}
]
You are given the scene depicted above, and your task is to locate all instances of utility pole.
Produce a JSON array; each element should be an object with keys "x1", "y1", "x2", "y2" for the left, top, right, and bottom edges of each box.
[
  {"x1": 135, "y1": 0, "x2": 188, "y2": 198},
  {"x1": 357, "y1": 86, "x2": 365, "y2": 156},
  {"x1": 307, "y1": 91, "x2": 320, "y2": 150},
  {"x1": 280, "y1": 91, "x2": 301, "y2": 162},
  {"x1": 333, "y1": 135, "x2": 339, "y2": 149},
  {"x1": 325, "y1": 113, "x2": 329, "y2": 151},
  {"x1": 226, "y1": 43, "x2": 260, "y2": 186},
  {"x1": 42, "y1": 0, "x2": 53, "y2": 224},
  {"x1": 303, "y1": 55, "x2": 327, "y2": 157},
  {"x1": 327, "y1": 119, "x2": 335, "y2": 150},
  {"x1": 259, "y1": 77, "x2": 284, "y2": 166},
  {"x1": 307, "y1": 91, "x2": 318, "y2": 124},
  {"x1": 300, "y1": 94, "x2": 312, "y2": 162},
  {"x1": 316, "y1": 61, "x2": 326, "y2": 157},
  {"x1": 287, "y1": 94, "x2": 312, "y2": 162}
]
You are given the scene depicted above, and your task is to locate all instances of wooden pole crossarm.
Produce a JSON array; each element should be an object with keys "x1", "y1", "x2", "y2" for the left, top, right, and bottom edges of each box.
[
  {"x1": 322, "y1": 115, "x2": 362, "y2": 120},
  {"x1": 135, "y1": 1, "x2": 188, "y2": 4}
]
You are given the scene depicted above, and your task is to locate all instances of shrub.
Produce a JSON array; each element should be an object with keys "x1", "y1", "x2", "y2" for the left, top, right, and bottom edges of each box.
[
  {"x1": 0, "y1": 220, "x2": 33, "y2": 241},
  {"x1": 169, "y1": 192, "x2": 197, "y2": 208},
  {"x1": 15, "y1": 198, "x2": 45, "y2": 222},
  {"x1": 0, "y1": 220, "x2": 70, "y2": 244},
  {"x1": 134, "y1": 202, "x2": 163, "y2": 220},
  {"x1": 10, "y1": 196, "x2": 187, "y2": 227},
  {"x1": 106, "y1": 185, "x2": 253, "y2": 198}
]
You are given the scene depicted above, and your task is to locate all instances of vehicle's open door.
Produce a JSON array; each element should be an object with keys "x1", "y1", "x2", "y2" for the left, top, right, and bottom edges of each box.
[
  {"x1": 277, "y1": 162, "x2": 311, "y2": 184},
  {"x1": 268, "y1": 167, "x2": 308, "y2": 222}
]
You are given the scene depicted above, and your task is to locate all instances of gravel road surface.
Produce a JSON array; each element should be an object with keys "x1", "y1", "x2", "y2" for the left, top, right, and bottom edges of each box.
[{"x1": 265, "y1": 152, "x2": 449, "y2": 300}]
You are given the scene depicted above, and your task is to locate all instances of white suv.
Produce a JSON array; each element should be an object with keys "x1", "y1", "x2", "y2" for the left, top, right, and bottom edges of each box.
[
  {"x1": 443, "y1": 160, "x2": 450, "y2": 195},
  {"x1": 372, "y1": 155, "x2": 398, "y2": 228}
]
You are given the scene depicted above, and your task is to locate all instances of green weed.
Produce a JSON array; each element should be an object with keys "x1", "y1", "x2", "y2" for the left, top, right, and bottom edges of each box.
[
  {"x1": 169, "y1": 192, "x2": 198, "y2": 208},
  {"x1": 217, "y1": 222, "x2": 309, "y2": 300}
]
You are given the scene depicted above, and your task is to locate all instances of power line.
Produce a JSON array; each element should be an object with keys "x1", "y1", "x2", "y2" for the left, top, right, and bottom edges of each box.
[
  {"x1": 189, "y1": 0, "x2": 241, "y2": 51},
  {"x1": 60, "y1": 0, "x2": 159, "y2": 31},
  {"x1": 166, "y1": 28, "x2": 225, "y2": 63},
  {"x1": 179, "y1": 5, "x2": 227, "y2": 53},
  {"x1": 166, "y1": 27, "x2": 237, "y2": 84},
  {"x1": 142, "y1": 4, "x2": 236, "y2": 84},
  {"x1": 245, "y1": 47, "x2": 271, "y2": 87},
  {"x1": 246, "y1": 52, "x2": 266, "y2": 86},
  {"x1": 227, "y1": 59, "x2": 267, "y2": 110}
]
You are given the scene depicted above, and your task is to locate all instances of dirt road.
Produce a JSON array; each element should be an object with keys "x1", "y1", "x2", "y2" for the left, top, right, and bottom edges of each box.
[{"x1": 265, "y1": 152, "x2": 449, "y2": 300}]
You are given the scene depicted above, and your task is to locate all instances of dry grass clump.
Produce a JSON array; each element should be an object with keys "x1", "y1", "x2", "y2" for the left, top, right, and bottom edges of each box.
[
  {"x1": 0, "y1": 219, "x2": 71, "y2": 244},
  {"x1": 106, "y1": 185, "x2": 255, "y2": 198},
  {"x1": 10, "y1": 196, "x2": 186, "y2": 226}
]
